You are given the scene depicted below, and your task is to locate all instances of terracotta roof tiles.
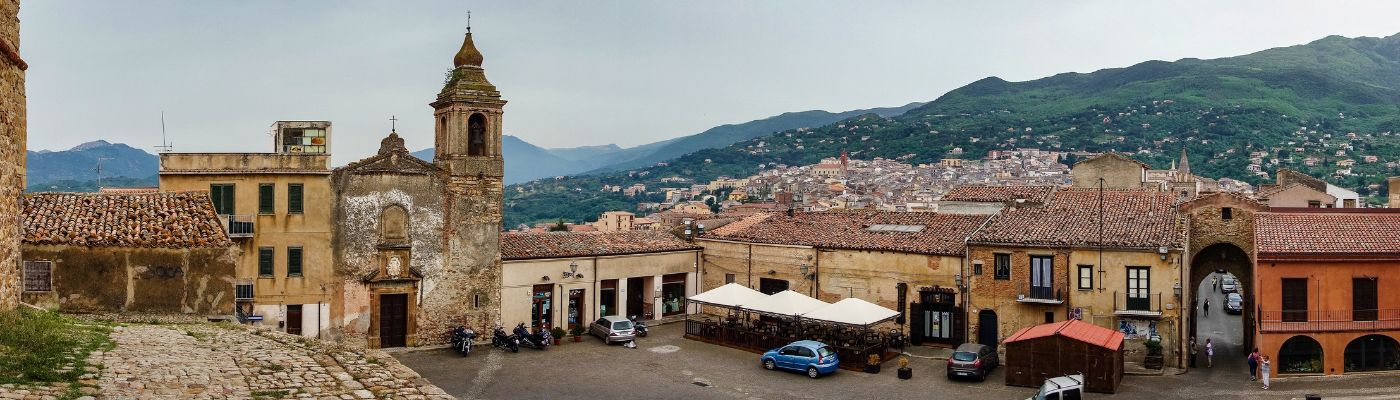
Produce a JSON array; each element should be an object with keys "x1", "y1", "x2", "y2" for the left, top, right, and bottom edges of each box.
[
  {"x1": 941, "y1": 185, "x2": 1056, "y2": 203},
  {"x1": 701, "y1": 211, "x2": 990, "y2": 256},
  {"x1": 502, "y1": 231, "x2": 701, "y2": 260},
  {"x1": 971, "y1": 188, "x2": 1181, "y2": 249},
  {"x1": 22, "y1": 192, "x2": 232, "y2": 249},
  {"x1": 1257, "y1": 212, "x2": 1400, "y2": 255}
]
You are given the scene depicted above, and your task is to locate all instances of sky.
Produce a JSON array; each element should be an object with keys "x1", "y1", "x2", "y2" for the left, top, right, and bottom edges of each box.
[{"x1": 19, "y1": 1, "x2": 1400, "y2": 165}]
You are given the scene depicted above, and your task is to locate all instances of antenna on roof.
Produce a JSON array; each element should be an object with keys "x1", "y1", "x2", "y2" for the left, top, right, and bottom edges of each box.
[
  {"x1": 94, "y1": 157, "x2": 113, "y2": 188},
  {"x1": 153, "y1": 111, "x2": 173, "y2": 153}
]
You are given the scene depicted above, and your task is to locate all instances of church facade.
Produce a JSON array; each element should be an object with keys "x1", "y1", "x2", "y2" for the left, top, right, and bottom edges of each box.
[{"x1": 330, "y1": 30, "x2": 505, "y2": 348}]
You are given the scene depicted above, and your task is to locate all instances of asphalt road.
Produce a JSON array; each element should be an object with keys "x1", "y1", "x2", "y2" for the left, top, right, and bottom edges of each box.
[
  {"x1": 1194, "y1": 272, "x2": 1250, "y2": 380},
  {"x1": 392, "y1": 318, "x2": 1400, "y2": 400}
]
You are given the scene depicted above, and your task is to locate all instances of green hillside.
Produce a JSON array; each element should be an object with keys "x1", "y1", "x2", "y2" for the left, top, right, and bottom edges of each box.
[{"x1": 504, "y1": 33, "x2": 1400, "y2": 228}]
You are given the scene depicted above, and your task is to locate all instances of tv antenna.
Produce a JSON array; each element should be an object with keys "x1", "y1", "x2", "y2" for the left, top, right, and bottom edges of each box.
[
  {"x1": 153, "y1": 111, "x2": 173, "y2": 152},
  {"x1": 94, "y1": 157, "x2": 113, "y2": 188}
]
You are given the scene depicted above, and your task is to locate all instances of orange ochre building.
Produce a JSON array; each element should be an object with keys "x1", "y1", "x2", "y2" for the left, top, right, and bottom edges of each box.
[{"x1": 1254, "y1": 209, "x2": 1400, "y2": 376}]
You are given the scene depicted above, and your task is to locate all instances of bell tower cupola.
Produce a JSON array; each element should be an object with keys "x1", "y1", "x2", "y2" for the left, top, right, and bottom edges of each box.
[{"x1": 432, "y1": 23, "x2": 505, "y2": 178}]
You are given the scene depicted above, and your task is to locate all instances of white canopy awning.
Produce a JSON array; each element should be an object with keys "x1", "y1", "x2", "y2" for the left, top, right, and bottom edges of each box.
[
  {"x1": 687, "y1": 283, "x2": 768, "y2": 308},
  {"x1": 801, "y1": 298, "x2": 901, "y2": 327},
  {"x1": 745, "y1": 290, "x2": 829, "y2": 317}
]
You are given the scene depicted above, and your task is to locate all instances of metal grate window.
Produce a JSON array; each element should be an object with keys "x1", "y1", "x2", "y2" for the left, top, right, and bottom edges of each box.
[
  {"x1": 23, "y1": 261, "x2": 52, "y2": 292},
  {"x1": 235, "y1": 284, "x2": 254, "y2": 301}
]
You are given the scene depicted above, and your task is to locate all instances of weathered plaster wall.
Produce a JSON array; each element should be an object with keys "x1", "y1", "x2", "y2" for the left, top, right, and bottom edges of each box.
[
  {"x1": 1067, "y1": 248, "x2": 1184, "y2": 368},
  {"x1": 332, "y1": 172, "x2": 446, "y2": 344},
  {"x1": 502, "y1": 250, "x2": 698, "y2": 329},
  {"x1": 20, "y1": 244, "x2": 237, "y2": 314},
  {"x1": 967, "y1": 246, "x2": 1071, "y2": 345},
  {"x1": 429, "y1": 173, "x2": 504, "y2": 345},
  {"x1": 1071, "y1": 157, "x2": 1145, "y2": 189},
  {"x1": 0, "y1": 0, "x2": 25, "y2": 311}
]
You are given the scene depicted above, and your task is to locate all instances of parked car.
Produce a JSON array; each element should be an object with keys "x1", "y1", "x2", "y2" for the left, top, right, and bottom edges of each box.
[
  {"x1": 760, "y1": 340, "x2": 839, "y2": 379},
  {"x1": 946, "y1": 343, "x2": 999, "y2": 381},
  {"x1": 1220, "y1": 275, "x2": 1238, "y2": 293},
  {"x1": 1225, "y1": 293, "x2": 1243, "y2": 314},
  {"x1": 1025, "y1": 374, "x2": 1085, "y2": 400},
  {"x1": 588, "y1": 315, "x2": 635, "y2": 344}
]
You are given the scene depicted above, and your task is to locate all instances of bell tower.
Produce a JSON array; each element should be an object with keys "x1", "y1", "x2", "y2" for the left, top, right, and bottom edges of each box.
[{"x1": 423, "y1": 23, "x2": 505, "y2": 335}]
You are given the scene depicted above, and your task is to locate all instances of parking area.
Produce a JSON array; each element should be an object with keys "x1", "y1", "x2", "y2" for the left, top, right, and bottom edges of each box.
[{"x1": 393, "y1": 322, "x2": 1400, "y2": 400}]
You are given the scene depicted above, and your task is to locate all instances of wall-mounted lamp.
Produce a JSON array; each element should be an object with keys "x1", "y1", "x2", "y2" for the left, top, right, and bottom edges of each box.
[
  {"x1": 1173, "y1": 281, "x2": 1182, "y2": 297},
  {"x1": 954, "y1": 273, "x2": 964, "y2": 289},
  {"x1": 800, "y1": 265, "x2": 810, "y2": 276},
  {"x1": 563, "y1": 261, "x2": 579, "y2": 278}
]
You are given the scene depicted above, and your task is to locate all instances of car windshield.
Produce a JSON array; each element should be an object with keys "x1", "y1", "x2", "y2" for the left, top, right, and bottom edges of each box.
[
  {"x1": 953, "y1": 351, "x2": 977, "y2": 361},
  {"x1": 1223, "y1": 277, "x2": 1236, "y2": 284},
  {"x1": 817, "y1": 346, "x2": 835, "y2": 358},
  {"x1": 611, "y1": 321, "x2": 633, "y2": 330}
]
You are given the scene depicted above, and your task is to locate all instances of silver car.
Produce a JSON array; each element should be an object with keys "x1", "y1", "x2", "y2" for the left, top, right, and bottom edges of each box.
[{"x1": 589, "y1": 315, "x2": 636, "y2": 344}]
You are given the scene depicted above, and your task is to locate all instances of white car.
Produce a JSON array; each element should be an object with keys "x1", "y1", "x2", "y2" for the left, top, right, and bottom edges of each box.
[
  {"x1": 1220, "y1": 275, "x2": 1239, "y2": 293},
  {"x1": 1026, "y1": 374, "x2": 1084, "y2": 400}
]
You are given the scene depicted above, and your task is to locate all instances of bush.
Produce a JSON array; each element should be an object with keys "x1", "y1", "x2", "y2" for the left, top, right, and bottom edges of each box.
[
  {"x1": 569, "y1": 325, "x2": 585, "y2": 337},
  {"x1": 1144, "y1": 339, "x2": 1163, "y2": 356},
  {"x1": 550, "y1": 327, "x2": 566, "y2": 339}
]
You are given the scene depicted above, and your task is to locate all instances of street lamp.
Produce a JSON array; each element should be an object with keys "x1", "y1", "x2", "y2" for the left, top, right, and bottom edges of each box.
[{"x1": 563, "y1": 261, "x2": 578, "y2": 278}]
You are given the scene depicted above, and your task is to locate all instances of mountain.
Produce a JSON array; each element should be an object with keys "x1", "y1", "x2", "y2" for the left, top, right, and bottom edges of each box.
[
  {"x1": 25, "y1": 140, "x2": 159, "y2": 191},
  {"x1": 583, "y1": 103, "x2": 926, "y2": 173},
  {"x1": 413, "y1": 102, "x2": 926, "y2": 184},
  {"x1": 502, "y1": 32, "x2": 1400, "y2": 227}
]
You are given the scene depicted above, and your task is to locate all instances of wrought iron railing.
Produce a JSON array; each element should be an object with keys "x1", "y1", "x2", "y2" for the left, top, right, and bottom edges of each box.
[
  {"x1": 1259, "y1": 309, "x2": 1400, "y2": 332},
  {"x1": 1113, "y1": 291, "x2": 1164, "y2": 314},
  {"x1": 1019, "y1": 287, "x2": 1063, "y2": 302},
  {"x1": 219, "y1": 214, "x2": 255, "y2": 238}
]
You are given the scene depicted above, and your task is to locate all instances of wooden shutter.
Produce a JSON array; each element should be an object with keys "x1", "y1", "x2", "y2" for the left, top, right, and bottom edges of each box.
[
  {"x1": 287, "y1": 247, "x2": 303, "y2": 276},
  {"x1": 258, "y1": 247, "x2": 274, "y2": 276},
  {"x1": 258, "y1": 183, "x2": 274, "y2": 214},
  {"x1": 287, "y1": 184, "x2": 304, "y2": 214},
  {"x1": 1353, "y1": 278, "x2": 1378, "y2": 321},
  {"x1": 1281, "y1": 278, "x2": 1308, "y2": 322}
]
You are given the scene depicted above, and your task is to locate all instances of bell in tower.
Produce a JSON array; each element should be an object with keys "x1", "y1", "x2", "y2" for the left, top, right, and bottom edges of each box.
[{"x1": 432, "y1": 22, "x2": 506, "y2": 177}]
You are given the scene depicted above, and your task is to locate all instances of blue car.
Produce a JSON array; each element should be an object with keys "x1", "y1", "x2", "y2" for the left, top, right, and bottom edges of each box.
[{"x1": 760, "y1": 340, "x2": 840, "y2": 378}]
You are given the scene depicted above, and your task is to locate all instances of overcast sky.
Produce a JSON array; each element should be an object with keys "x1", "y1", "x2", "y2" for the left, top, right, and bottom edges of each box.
[{"x1": 19, "y1": 1, "x2": 1400, "y2": 164}]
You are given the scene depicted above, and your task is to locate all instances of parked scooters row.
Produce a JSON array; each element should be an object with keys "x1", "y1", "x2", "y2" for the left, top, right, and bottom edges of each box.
[{"x1": 461, "y1": 319, "x2": 648, "y2": 355}]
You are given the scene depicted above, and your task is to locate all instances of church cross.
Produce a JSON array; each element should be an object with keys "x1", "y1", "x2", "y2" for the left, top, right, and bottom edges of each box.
[
  {"x1": 467, "y1": 11, "x2": 472, "y2": 34},
  {"x1": 390, "y1": 115, "x2": 398, "y2": 132}
]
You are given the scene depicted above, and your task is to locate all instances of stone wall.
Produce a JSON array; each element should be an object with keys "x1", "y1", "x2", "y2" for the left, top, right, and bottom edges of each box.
[
  {"x1": 20, "y1": 244, "x2": 238, "y2": 314},
  {"x1": 428, "y1": 173, "x2": 503, "y2": 345},
  {"x1": 966, "y1": 245, "x2": 1072, "y2": 345},
  {"x1": 1070, "y1": 155, "x2": 1146, "y2": 189},
  {"x1": 0, "y1": 0, "x2": 25, "y2": 311}
]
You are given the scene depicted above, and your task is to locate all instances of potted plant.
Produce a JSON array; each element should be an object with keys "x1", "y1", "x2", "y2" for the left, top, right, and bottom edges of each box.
[
  {"x1": 569, "y1": 325, "x2": 585, "y2": 342},
  {"x1": 897, "y1": 357, "x2": 912, "y2": 380},
  {"x1": 550, "y1": 327, "x2": 566, "y2": 345},
  {"x1": 1143, "y1": 339, "x2": 1164, "y2": 370},
  {"x1": 865, "y1": 354, "x2": 882, "y2": 374}
]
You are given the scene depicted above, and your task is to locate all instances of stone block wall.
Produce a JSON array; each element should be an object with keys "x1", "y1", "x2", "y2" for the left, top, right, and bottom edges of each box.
[{"x1": 0, "y1": 0, "x2": 26, "y2": 311}]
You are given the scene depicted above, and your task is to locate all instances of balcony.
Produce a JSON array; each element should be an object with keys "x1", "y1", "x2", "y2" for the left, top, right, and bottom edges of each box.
[
  {"x1": 219, "y1": 214, "x2": 255, "y2": 238},
  {"x1": 1113, "y1": 291, "x2": 1164, "y2": 318},
  {"x1": 1017, "y1": 287, "x2": 1063, "y2": 304},
  {"x1": 1259, "y1": 309, "x2": 1400, "y2": 333}
]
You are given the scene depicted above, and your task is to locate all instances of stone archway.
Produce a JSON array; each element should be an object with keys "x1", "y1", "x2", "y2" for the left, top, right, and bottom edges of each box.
[{"x1": 1180, "y1": 192, "x2": 1267, "y2": 361}]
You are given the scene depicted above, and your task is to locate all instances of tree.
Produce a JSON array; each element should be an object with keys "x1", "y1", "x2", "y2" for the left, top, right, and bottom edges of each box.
[{"x1": 549, "y1": 219, "x2": 569, "y2": 232}]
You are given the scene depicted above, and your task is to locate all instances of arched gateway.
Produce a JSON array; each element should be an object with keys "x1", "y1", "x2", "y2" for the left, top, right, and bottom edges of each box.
[{"x1": 1179, "y1": 192, "x2": 1268, "y2": 357}]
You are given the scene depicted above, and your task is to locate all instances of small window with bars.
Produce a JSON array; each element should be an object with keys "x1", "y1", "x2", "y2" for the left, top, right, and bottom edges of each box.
[
  {"x1": 235, "y1": 284, "x2": 254, "y2": 301},
  {"x1": 23, "y1": 261, "x2": 53, "y2": 292}
]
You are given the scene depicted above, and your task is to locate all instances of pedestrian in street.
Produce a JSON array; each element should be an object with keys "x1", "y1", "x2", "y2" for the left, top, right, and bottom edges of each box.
[
  {"x1": 1189, "y1": 337, "x2": 1198, "y2": 368},
  {"x1": 1205, "y1": 339, "x2": 1214, "y2": 368},
  {"x1": 1203, "y1": 298, "x2": 1211, "y2": 317},
  {"x1": 1212, "y1": 275, "x2": 1219, "y2": 292},
  {"x1": 1247, "y1": 348, "x2": 1260, "y2": 381},
  {"x1": 1260, "y1": 355, "x2": 1271, "y2": 390}
]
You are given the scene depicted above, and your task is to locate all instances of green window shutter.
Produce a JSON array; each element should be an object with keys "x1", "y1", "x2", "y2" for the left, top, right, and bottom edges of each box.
[
  {"x1": 258, "y1": 183, "x2": 275, "y2": 214},
  {"x1": 258, "y1": 247, "x2": 274, "y2": 276},
  {"x1": 288, "y1": 184, "x2": 304, "y2": 214},
  {"x1": 210, "y1": 184, "x2": 235, "y2": 215},
  {"x1": 287, "y1": 247, "x2": 303, "y2": 276}
]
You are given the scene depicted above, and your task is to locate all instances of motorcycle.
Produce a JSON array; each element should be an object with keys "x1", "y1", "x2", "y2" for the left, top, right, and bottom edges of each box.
[
  {"x1": 492, "y1": 325, "x2": 519, "y2": 353},
  {"x1": 449, "y1": 326, "x2": 476, "y2": 356},
  {"x1": 630, "y1": 315, "x2": 649, "y2": 338},
  {"x1": 513, "y1": 323, "x2": 552, "y2": 350}
]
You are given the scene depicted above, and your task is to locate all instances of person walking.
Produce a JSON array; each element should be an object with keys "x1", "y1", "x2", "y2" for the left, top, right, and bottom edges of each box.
[
  {"x1": 1260, "y1": 355, "x2": 1271, "y2": 390},
  {"x1": 1248, "y1": 348, "x2": 1260, "y2": 380},
  {"x1": 1212, "y1": 275, "x2": 1219, "y2": 292},
  {"x1": 1203, "y1": 298, "x2": 1211, "y2": 317},
  {"x1": 1205, "y1": 339, "x2": 1214, "y2": 368}
]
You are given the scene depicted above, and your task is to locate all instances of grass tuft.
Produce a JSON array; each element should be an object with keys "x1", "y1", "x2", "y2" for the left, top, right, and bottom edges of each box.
[{"x1": 0, "y1": 308, "x2": 113, "y2": 385}]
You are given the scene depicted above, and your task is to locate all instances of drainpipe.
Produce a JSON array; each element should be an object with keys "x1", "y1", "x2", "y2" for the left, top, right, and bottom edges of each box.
[
  {"x1": 317, "y1": 301, "x2": 323, "y2": 339},
  {"x1": 693, "y1": 250, "x2": 700, "y2": 315},
  {"x1": 747, "y1": 244, "x2": 753, "y2": 287}
]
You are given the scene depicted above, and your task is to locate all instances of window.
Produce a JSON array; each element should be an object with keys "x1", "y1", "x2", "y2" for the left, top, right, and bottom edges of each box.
[
  {"x1": 287, "y1": 247, "x2": 303, "y2": 277},
  {"x1": 22, "y1": 261, "x2": 52, "y2": 292},
  {"x1": 1281, "y1": 278, "x2": 1309, "y2": 322},
  {"x1": 1221, "y1": 207, "x2": 1233, "y2": 220},
  {"x1": 725, "y1": 273, "x2": 736, "y2": 284},
  {"x1": 1126, "y1": 266, "x2": 1150, "y2": 311},
  {"x1": 1353, "y1": 277, "x2": 1378, "y2": 321},
  {"x1": 235, "y1": 284, "x2": 254, "y2": 300},
  {"x1": 258, "y1": 183, "x2": 275, "y2": 214},
  {"x1": 779, "y1": 346, "x2": 799, "y2": 356},
  {"x1": 994, "y1": 253, "x2": 1010, "y2": 280},
  {"x1": 287, "y1": 183, "x2": 304, "y2": 214},
  {"x1": 474, "y1": 294, "x2": 482, "y2": 308},
  {"x1": 1307, "y1": 200, "x2": 1322, "y2": 208},
  {"x1": 257, "y1": 247, "x2": 274, "y2": 277},
  {"x1": 209, "y1": 184, "x2": 235, "y2": 215},
  {"x1": 1077, "y1": 265, "x2": 1093, "y2": 290},
  {"x1": 280, "y1": 127, "x2": 327, "y2": 154},
  {"x1": 1030, "y1": 255, "x2": 1054, "y2": 300},
  {"x1": 973, "y1": 261, "x2": 983, "y2": 276}
]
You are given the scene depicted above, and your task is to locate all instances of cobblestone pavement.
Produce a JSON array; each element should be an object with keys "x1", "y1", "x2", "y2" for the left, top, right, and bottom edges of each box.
[{"x1": 3, "y1": 321, "x2": 454, "y2": 400}]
